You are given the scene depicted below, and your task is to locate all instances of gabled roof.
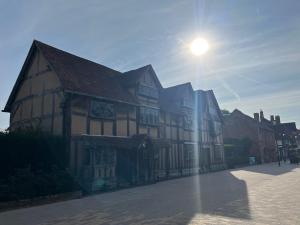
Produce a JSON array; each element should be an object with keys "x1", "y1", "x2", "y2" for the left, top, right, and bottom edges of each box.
[
  {"x1": 226, "y1": 109, "x2": 273, "y2": 131},
  {"x1": 4, "y1": 40, "x2": 138, "y2": 112},
  {"x1": 228, "y1": 109, "x2": 254, "y2": 122},
  {"x1": 159, "y1": 83, "x2": 194, "y2": 113},
  {"x1": 274, "y1": 122, "x2": 297, "y2": 134},
  {"x1": 122, "y1": 64, "x2": 163, "y2": 89},
  {"x1": 260, "y1": 117, "x2": 273, "y2": 129},
  {"x1": 3, "y1": 41, "x2": 36, "y2": 112},
  {"x1": 195, "y1": 90, "x2": 207, "y2": 113},
  {"x1": 164, "y1": 82, "x2": 193, "y2": 95},
  {"x1": 196, "y1": 89, "x2": 224, "y2": 122}
]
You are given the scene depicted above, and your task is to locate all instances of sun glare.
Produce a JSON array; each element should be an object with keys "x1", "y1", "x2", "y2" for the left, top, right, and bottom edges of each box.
[{"x1": 190, "y1": 38, "x2": 209, "y2": 56}]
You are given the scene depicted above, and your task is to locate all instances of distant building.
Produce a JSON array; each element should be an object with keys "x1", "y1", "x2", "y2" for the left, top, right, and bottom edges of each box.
[
  {"x1": 3, "y1": 40, "x2": 225, "y2": 191},
  {"x1": 223, "y1": 109, "x2": 276, "y2": 164},
  {"x1": 296, "y1": 129, "x2": 300, "y2": 150},
  {"x1": 270, "y1": 115, "x2": 298, "y2": 159}
]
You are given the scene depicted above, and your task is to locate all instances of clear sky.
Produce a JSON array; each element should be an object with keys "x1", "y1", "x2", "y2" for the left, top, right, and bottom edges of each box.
[{"x1": 1, "y1": 0, "x2": 300, "y2": 130}]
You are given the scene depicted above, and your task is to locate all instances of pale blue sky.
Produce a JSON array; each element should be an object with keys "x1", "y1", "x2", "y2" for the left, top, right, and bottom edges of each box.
[{"x1": 1, "y1": 0, "x2": 300, "y2": 129}]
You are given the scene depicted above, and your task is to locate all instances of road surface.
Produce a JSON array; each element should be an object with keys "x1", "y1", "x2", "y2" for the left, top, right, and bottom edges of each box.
[{"x1": 1, "y1": 163, "x2": 300, "y2": 225}]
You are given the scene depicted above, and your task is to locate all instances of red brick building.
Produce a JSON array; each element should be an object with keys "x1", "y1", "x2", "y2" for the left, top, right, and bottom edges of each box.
[{"x1": 223, "y1": 109, "x2": 276, "y2": 164}]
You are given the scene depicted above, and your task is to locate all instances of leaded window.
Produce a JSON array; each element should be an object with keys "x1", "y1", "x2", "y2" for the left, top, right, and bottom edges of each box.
[
  {"x1": 213, "y1": 146, "x2": 223, "y2": 162},
  {"x1": 140, "y1": 106, "x2": 159, "y2": 125},
  {"x1": 138, "y1": 85, "x2": 159, "y2": 99},
  {"x1": 95, "y1": 151, "x2": 102, "y2": 165},
  {"x1": 104, "y1": 150, "x2": 115, "y2": 164},
  {"x1": 83, "y1": 149, "x2": 90, "y2": 165},
  {"x1": 181, "y1": 97, "x2": 193, "y2": 108},
  {"x1": 94, "y1": 149, "x2": 115, "y2": 165},
  {"x1": 183, "y1": 113, "x2": 193, "y2": 129}
]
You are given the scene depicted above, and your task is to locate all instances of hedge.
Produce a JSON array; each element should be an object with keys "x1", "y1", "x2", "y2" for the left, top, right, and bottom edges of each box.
[
  {"x1": 224, "y1": 138, "x2": 252, "y2": 168},
  {"x1": 0, "y1": 130, "x2": 79, "y2": 202}
]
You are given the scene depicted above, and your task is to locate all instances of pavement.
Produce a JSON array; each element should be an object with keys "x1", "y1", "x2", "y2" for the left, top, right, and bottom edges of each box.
[{"x1": 0, "y1": 163, "x2": 300, "y2": 225}]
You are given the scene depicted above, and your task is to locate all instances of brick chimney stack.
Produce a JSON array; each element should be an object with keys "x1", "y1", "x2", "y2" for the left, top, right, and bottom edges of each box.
[
  {"x1": 254, "y1": 113, "x2": 259, "y2": 121},
  {"x1": 270, "y1": 115, "x2": 275, "y2": 125},
  {"x1": 275, "y1": 115, "x2": 281, "y2": 125},
  {"x1": 260, "y1": 110, "x2": 264, "y2": 121}
]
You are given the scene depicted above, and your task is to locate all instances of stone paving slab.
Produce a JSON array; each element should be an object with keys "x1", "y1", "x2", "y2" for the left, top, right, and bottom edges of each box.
[{"x1": 0, "y1": 163, "x2": 299, "y2": 225}]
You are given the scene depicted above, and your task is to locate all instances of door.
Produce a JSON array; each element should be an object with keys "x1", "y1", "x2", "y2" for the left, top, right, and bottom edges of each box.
[{"x1": 116, "y1": 148, "x2": 136, "y2": 186}]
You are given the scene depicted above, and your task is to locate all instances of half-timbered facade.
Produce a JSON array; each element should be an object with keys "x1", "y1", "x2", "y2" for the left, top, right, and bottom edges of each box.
[
  {"x1": 196, "y1": 90, "x2": 225, "y2": 171},
  {"x1": 3, "y1": 40, "x2": 225, "y2": 192}
]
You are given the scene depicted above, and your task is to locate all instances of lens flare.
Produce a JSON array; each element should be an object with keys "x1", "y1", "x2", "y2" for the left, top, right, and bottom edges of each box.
[{"x1": 190, "y1": 38, "x2": 209, "y2": 56}]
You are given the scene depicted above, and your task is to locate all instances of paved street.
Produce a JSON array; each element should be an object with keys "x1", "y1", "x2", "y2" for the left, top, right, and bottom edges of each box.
[{"x1": 1, "y1": 163, "x2": 300, "y2": 225}]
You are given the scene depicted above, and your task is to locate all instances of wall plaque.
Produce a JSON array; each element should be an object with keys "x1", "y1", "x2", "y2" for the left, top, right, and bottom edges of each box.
[{"x1": 90, "y1": 100, "x2": 114, "y2": 119}]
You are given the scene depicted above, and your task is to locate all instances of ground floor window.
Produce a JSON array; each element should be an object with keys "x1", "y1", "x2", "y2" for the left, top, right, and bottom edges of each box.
[{"x1": 213, "y1": 145, "x2": 223, "y2": 163}]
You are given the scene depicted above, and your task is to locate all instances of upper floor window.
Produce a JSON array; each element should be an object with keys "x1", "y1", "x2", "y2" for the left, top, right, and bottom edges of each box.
[
  {"x1": 140, "y1": 106, "x2": 159, "y2": 126},
  {"x1": 209, "y1": 120, "x2": 222, "y2": 137},
  {"x1": 138, "y1": 84, "x2": 159, "y2": 99},
  {"x1": 208, "y1": 97, "x2": 218, "y2": 117},
  {"x1": 183, "y1": 113, "x2": 193, "y2": 129},
  {"x1": 181, "y1": 97, "x2": 193, "y2": 108},
  {"x1": 90, "y1": 100, "x2": 114, "y2": 119}
]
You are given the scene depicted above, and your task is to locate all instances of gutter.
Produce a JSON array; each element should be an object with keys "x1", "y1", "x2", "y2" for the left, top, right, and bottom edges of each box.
[{"x1": 64, "y1": 90, "x2": 139, "y2": 106}]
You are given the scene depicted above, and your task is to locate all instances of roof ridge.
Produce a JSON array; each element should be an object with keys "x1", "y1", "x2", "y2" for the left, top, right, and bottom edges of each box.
[
  {"x1": 34, "y1": 40, "x2": 121, "y2": 75},
  {"x1": 123, "y1": 64, "x2": 152, "y2": 74},
  {"x1": 164, "y1": 82, "x2": 192, "y2": 90},
  {"x1": 33, "y1": 40, "x2": 138, "y2": 105}
]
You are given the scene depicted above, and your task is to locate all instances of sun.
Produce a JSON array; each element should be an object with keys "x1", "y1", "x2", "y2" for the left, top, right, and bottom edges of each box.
[{"x1": 190, "y1": 38, "x2": 209, "y2": 56}]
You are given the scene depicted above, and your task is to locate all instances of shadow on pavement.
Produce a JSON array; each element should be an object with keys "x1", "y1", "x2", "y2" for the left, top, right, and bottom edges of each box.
[
  {"x1": 241, "y1": 163, "x2": 298, "y2": 175},
  {"x1": 196, "y1": 171, "x2": 250, "y2": 220},
  {"x1": 0, "y1": 170, "x2": 251, "y2": 225}
]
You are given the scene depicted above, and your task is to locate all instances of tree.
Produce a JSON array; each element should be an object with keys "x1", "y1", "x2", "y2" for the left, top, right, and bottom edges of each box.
[{"x1": 221, "y1": 109, "x2": 230, "y2": 116}]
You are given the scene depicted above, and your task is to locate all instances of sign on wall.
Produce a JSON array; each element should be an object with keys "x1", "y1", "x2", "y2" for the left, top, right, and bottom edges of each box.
[{"x1": 90, "y1": 100, "x2": 115, "y2": 119}]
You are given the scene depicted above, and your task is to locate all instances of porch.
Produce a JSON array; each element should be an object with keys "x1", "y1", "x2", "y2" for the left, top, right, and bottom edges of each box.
[{"x1": 70, "y1": 134, "x2": 169, "y2": 192}]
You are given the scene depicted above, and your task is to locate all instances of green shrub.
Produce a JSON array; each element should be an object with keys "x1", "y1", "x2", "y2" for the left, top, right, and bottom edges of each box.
[
  {"x1": 0, "y1": 130, "x2": 79, "y2": 202},
  {"x1": 224, "y1": 138, "x2": 252, "y2": 168}
]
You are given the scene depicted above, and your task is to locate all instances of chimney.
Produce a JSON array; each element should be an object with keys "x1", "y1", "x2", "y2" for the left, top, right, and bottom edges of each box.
[
  {"x1": 275, "y1": 115, "x2": 281, "y2": 125},
  {"x1": 260, "y1": 110, "x2": 264, "y2": 121},
  {"x1": 254, "y1": 113, "x2": 259, "y2": 121},
  {"x1": 270, "y1": 115, "x2": 275, "y2": 125}
]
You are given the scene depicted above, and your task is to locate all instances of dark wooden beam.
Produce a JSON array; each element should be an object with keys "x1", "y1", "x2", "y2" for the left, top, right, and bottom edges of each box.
[
  {"x1": 127, "y1": 111, "x2": 130, "y2": 136},
  {"x1": 51, "y1": 93, "x2": 55, "y2": 134}
]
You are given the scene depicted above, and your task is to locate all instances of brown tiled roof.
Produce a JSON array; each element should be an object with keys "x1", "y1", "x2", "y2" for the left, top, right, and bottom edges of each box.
[
  {"x1": 4, "y1": 40, "x2": 138, "y2": 111},
  {"x1": 122, "y1": 65, "x2": 149, "y2": 87},
  {"x1": 229, "y1": 109, "x2": 256, "y2": 123},
  {"x1": 196, "y1": 89, "x2": 224, "y2": 122},
  {"x1": 165, "y1": 82, "x2": 193, "y2": 96},
  {"x1": 122, "y1": 64, "x2": 163, "y2": 89},
  {"x1": 35, "y1": 41, "x2": 138, "y2": 105},
  {"x1": 228, "y1": 109, "x2": 273, "y2": 131},
  {"x1": 159, "y1": 83, "x2": 193, "y2": 113},
  {"x1": 274, "y1": 122, "x2": 297, "y2": 134}
]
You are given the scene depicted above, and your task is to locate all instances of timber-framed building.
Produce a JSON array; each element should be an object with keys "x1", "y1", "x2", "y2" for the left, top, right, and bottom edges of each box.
[{"x1": 3, "y1": 40, "x2": 225, "y2": 191}]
